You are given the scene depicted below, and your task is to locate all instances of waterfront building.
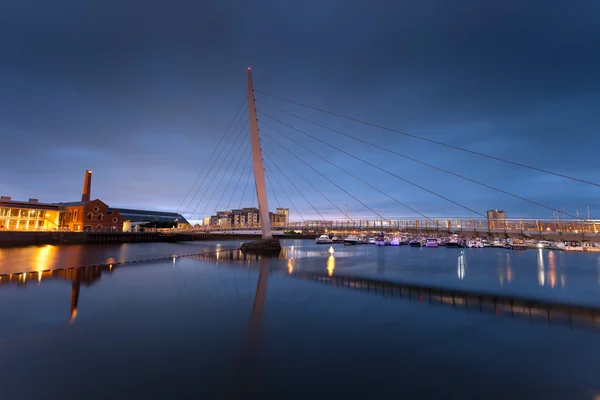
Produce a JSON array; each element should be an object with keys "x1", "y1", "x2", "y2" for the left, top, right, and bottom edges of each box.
[
  {"x1": 0, "y1": 169, "x2": 187, "y2": 232},
  {"x1": 276, "y1": 208, "x2": 289, "y2": 224},
  {"x1": 109, "y1": 208, "x2": 189, "y2": 229},
  {"x1": 0, "y1": 197, "x2": 62, "y2": 231},
  {"x1": 58, "y1": 200, "x2": 124, "y2": 232},
  {"x1": 487, "y1": 209, "x2": 507, "y2": 230},
  {"x1": 205, "y1": 207, "x2": 289, "y2": 227}
]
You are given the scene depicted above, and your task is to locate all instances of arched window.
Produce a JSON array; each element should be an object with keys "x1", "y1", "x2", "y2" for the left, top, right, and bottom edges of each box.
[
  {"x1": 97, "y1": 213, "x2": 103, "y2": 221},
  {"x1": 87, "y1": 212, "x2": 93, "y2": 220},
  {"x1": 97, "y1": 225, "x2": 103, "y2": 232}
]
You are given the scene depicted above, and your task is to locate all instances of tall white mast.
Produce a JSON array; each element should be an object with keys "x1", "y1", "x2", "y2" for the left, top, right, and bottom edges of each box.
[{"x1": 247, "y1": 68, "x2": 272, "y2": 239}]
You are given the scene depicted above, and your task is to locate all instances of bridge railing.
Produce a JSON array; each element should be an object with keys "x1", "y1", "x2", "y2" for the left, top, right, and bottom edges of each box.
[{"x1": 173, "y1": 218, "x2": 599, "y2": 235}]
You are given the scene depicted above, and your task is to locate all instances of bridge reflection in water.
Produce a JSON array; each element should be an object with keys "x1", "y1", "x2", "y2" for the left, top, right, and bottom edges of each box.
[{"x1": 2, "y1": 248, "x2": 599, "y2": 333}]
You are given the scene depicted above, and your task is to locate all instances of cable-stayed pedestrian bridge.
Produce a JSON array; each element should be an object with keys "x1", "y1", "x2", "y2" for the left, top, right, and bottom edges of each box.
[{"x1": 175, "y1": 69, "x2": 599, "y2": 243}]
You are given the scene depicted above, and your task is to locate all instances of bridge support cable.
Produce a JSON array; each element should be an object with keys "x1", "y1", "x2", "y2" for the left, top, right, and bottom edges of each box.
[
  {"x1": 189, "y1": 120, "x2": 249, "y2": 221},
  {"x1": 264, "y1": 164, "x2": 305, "y2": 222},
  {"x1": 255, "y1": 90, "x2": 600, "y2": 188},
  {"x1": 264, "y1": 168, "x2": 281, "y2": 209},
  {"x1": 184, "y1": 106, "x2": 248, "y2": 218},
  {"x1": 259, "y1": 115, "x2": 484, "y2": 218},
  {"x1": 177, "y1": 98, "x2": 247, "y2": 214},
  {"x1": 262, "y1": 152, "x2": 323, "y2": 221},
  {"x1": 261, "y1": 125, "x2": 435, "y2": 224},
  {"x1": 225, "y1": 152, "x2": 253, "y2": 211},
  {"x1": 258, "y1": 101, "x2": 583, "y2": 221},
  {"x1": 201, "y1": 124, "x2": 251, "y2": 217},
  {"x1": 259, "y1": 130, "x2": 387, "y2": 222},
  {"x1": 260, "y1": 139, "x2": 355, "y2": 223},
  {"x1": 239, "y1": 165, "x2": 255, "y2": 209},
  {"x1": 264, "y1": 156, "x2": 322, "y2": 222},
  {"x1": 213, "y1": 142, "x2": 253, "y2": 214}
]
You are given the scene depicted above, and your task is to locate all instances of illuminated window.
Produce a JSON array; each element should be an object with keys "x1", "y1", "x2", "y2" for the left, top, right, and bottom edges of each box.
[
  {"x1": 0, "y1": 208, "x2": 6, "y2": 216},
  {"x1": 20, "y1": 210, "x2": 28, "y2": 218},
  {"x1": 73, "y1": 211, "x2": 78, "y2": 222},
  {"x1": 11, "y1": 209, "x2": 20, "y2": 217},
  {"x1": 39, "y1": 211, "x2": 45, "y2": 219}
]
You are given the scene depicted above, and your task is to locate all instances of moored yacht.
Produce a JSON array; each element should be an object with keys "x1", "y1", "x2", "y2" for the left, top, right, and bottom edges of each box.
[
  {"x1": 390, "y1": 237, "x2": 400, "y2": 246},
  {"x1": 510, "y1": 238, "x2": 527, "y2": 250},
  {"x1": 583, "y1": 242, "x2": 600, "y2": 252},
  {"x1": 344, "y1": 235, "x2": 359, "y2": 245},
  {"x1": 409, "y1": 238, "x2": 422, "y2": 247},
  {"x1": 316, "y1": 234, "x2": 333, "y2": 244},
  {"x1": 445, "y1": 235, "x2": 462, "y2": 248},
  {"x1": 375, "y1": 234, "x2": 386, "y2": 246},
  {"x1": 368, "y1": 237, "x2": 376, "y2": 245},
  {"x1": 564, "y1": 241, "x2": 584, "y2": 252},
  {"x1": 425, "y1": 238, "x2": 438, "y2": 248}
]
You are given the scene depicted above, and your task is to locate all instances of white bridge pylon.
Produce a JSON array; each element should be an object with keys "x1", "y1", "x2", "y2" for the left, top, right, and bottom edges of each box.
[{"x1": 247, "y1": 68, "x2": 272, "y2": 240}]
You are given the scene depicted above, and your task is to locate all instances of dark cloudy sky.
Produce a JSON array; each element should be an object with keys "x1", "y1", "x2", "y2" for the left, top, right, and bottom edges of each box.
[{"x1": 1, "y1": 0, "x2": 599, "y2": 223}]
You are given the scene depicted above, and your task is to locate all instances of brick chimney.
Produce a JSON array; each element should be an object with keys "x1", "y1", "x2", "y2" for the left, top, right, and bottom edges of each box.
[{"x1": 81, "y1": 170, "x2": 92, "y2": 202}]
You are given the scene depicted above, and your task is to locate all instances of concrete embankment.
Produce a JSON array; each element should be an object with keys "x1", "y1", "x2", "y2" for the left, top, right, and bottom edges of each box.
[{"x1": 0, "y1": 231, "x2": 315, "y2": 247}]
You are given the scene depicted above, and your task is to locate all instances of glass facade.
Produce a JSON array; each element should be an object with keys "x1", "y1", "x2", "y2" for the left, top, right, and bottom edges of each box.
[{"x1": 0, "y1": 207, "x2": 61, "y2": 231}]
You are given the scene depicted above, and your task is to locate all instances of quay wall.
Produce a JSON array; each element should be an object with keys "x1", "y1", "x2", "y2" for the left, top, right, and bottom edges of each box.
[{"x1": 0, "y1": 231, "x2": 266, "y2": 247}]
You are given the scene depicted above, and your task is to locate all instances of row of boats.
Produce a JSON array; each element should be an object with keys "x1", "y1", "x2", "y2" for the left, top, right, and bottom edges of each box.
[{"x1": 315, "y1": 234, "x2": 600, "y2": 252}]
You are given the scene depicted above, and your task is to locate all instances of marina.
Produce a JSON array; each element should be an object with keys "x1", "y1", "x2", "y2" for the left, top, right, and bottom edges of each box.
[{"x1": 2, "y1": 239, "x2": 600, "y2": 398}]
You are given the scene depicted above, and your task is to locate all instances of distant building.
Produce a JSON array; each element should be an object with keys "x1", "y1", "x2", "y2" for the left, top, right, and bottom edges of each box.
[
  {"x1": 110, "y1": 208, "x2": 189, "y2": 228},
  {"x1": 0, "y1": 169, "x2": 188, "y2": 232},
  {"x1": 0, "y1": 197, "x2": 62, "y2": 231},
  {"x1": 59, "y1": 200, "x2": 124, "y2": 232},
  {"x1": 487, "y1": 209, "x2": 507, "y2": 230},
  {"x1": 274, "y1": 208, "x2": 289, "y2": 225},
  {"x1": 205, "y1": 206, "x2": 289, "y2": 227}
]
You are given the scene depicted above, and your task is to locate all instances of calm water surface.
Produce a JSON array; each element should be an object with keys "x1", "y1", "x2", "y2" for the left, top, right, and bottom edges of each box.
[{"x1": 1, "y1": 240, "x2": 599, "y2": 399}]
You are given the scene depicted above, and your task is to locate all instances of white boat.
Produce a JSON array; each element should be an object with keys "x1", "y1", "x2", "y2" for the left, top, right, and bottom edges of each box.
[
  {"x1": 368, "y1": 237, "x2": 376, "y2": 245},
  {"x1": 536, "y1": 240, "x2": 552, "y2": 249},
  {"x1": 564, "y1": 241, "x2": 584, "y2": 252},
  {"x1": 390, "y1": 237, "x2": 400, "y2": 246},
  {"x1": 481, "y1": 239, "x2": 491, "y2": 247},
  {"x1": 344, "y1": 235, "x2": 359, "y2": 245},
  {"x1": 375, "y1": 235, "x2": 385, "y2": 246},
  {"x1": 583, "y1": 242, "x2": 600, "y2": 252},
  {"x1": 316, "y1": 234, "x2": 332, "y2": 244},
  {"x1": 425, "y1": 238, "x2": 438, "y2": 248},
  {"x1": 446, "y1": 235, "x2": 462, "y2": 248},
  {"x1": 510, "y1": 239, "x2": 527, "y2": 250}
]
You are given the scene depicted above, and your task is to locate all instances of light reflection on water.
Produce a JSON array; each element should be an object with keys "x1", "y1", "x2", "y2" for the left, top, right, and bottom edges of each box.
[{"x1": 3, "y1": 240, "x2": 600, "y2": 305}]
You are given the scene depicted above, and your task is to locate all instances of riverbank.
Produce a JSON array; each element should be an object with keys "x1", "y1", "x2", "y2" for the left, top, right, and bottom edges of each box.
[{"x1": 0, "y1": 231, "x2": 318, "y2": 247}]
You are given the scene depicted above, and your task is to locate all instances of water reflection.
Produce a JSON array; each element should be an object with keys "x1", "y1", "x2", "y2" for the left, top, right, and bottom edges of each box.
[
  {"x1": 34, "y1": 245, "x2": 57, "y2": 274},
  {"x1": 287, "y1": 258, "x2": 294, "y2": 275},
  {"x1": 327, "y1": 255, "x2": 335, "y2": 277},
  {"x1": 537, "y1": 249, "x2": 545, "y2": 287},
  {"x1": 0, "y1": 265, "x2": 104, "y2": 323},
  {"x1": 506, "y1": 253, "x2": 513, "y2": 283},
  {"x1": 457, "y1": 251, "x2": 465, "y2": 280},
  {"x1": 548, "y1": 251, "x2": 556, "y2": 289}
]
